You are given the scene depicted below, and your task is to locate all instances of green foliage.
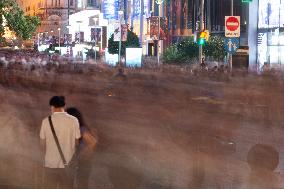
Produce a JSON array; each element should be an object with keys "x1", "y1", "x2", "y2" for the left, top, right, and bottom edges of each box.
[
  {"x1": 108, "y1": 29, "x2": 140, "y2": 55},
  {"x1": 163, "y1": 44, "x2": 185, "y2": 64},
  {"x1": 203, "y1": 35, "x2": 226, "y2": 60},
  {"x1": 44, "y1": 45, "x2": 55, "y2": 53},
  {"x1": 0, "y1": 0, "x2": 15, "y2": 42},
  {"x1": 177, "y1": 37, "x2": 199, "y2": 60},
  {"x1": 163, "y1": 35, "x2": 226, "y2": 64},
  {"x1": 85, "y1": 48, "x2": 100, "y2": 59},
  {"x1": 0, "y1": 0, "x2": 40, "y2": 41}
]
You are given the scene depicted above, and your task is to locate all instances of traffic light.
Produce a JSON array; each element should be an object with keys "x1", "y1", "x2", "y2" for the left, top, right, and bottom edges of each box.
[
  {"x1": 204, "y1": 30, "x2": 210, "y2": 41},
  {"x1": 198, "y1": 37, "x2": 206, "y2": 45},
  {"x1": 198, "y1": 30, "x2": 209, "y2": 45}
]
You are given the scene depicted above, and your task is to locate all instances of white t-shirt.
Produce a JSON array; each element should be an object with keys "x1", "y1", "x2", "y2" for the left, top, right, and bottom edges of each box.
[{"x1": 40, "y1": 112, "x2": 81, "y2": 168}]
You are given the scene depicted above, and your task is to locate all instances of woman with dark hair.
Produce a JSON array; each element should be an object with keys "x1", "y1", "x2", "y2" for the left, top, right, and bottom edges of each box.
[{"x1": 66, "y1": 107, "x2": 97, "y2": 189}]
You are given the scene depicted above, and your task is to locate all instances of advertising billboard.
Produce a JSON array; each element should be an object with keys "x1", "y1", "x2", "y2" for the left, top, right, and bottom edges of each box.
[
  {"x1": 102, "y1": 0, "x2": 120, "y2": 20},
  {"x1": 150, "y1": 17, "x2": 168, "y2": 40},
  {"x1": 133, "y1": 0, "x2": 150, "y2": 18},
  {"x1": 91, "y1": 28, "x2": 102, "y2": 42},
  {"x1": 64, "y1": 34, "x2": 72, "y2": 45},
  {"x1": 113, "y1": 22, "x2": 121, "y2": 41},
  {"x1": 75, "y1": 32, "x2": 84, "y2": 43},
  {"x1": 121, "y1": 24, "x2": 128, "y2": 42},
  {"x1": 258, "y1": 0, "x2": 284, "y2": 28}
]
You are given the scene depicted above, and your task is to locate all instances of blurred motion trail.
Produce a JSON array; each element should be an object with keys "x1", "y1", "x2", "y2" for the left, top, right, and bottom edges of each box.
[{"x1": 0, "y1": 67, "x2": 283, "y2": 189}]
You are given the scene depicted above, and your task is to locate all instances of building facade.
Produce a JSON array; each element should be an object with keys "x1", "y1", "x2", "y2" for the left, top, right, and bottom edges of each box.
[
  {"x1": 162, "y1": 0, "x2": 248, "y2": 44},
  {"x1": 18, "y1": 0, "x2": 102, "y2": 35},
  {"x1": 256, "y1": 0, "x2": 284, "y2": 68}
]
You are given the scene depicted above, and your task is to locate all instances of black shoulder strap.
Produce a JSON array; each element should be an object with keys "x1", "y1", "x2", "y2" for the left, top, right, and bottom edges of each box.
[{"x1": 48, "y1": 116, "x2": 67, "y2": 166}]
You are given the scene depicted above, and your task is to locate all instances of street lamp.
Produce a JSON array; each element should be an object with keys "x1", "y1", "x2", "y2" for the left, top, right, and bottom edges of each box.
[
  {"x1": 50, "y1": 30, "x2": 54, "y2": 45},
  {"x1": 118, "y1": 10, "x2": 124, "y2": 66},
  {"x1": 58, "y1": 28, "x2": 61, "y2": 54},
  {"x1": 93, "y1": 17, "x2": 98, "y2": 63},
  {"x1": 76, "y1": 20, "x2": 83, "y2": 62},
  {"x1": 76, "y1": 21, "x2": 82, "y2": 44},
  {"x1": 199, "y1": 0, "x2": 204, "y2": 65},
  {"x1": 37, "y1": 33, "x2": 42, "y2": 48},
  {"x1": 155, "y1": 0, "x2": 164, "y2": 65}
]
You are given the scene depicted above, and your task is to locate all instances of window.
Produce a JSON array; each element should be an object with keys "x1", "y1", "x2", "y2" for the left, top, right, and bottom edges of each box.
[
  {"x1": 77, "y1": 0, "x2": 82, "y2": 8},
  {"x1": 88, "y1": 0, "x2": 94, "y2": 7},
  {"x1": 258, "y1": 0, "x2": 284, "y2": 28}
]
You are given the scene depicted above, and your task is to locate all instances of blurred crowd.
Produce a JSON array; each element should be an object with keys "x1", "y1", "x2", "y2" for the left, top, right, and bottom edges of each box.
[
  {"x1": 0, "y1": 49, "x2": 113, "y2": 75},
  {"x1": 0, "y1": 49, "x2": 76, "y2": 69},
  {"x1": 0, "y1": 49, "x2": 273, "y2": 77}
]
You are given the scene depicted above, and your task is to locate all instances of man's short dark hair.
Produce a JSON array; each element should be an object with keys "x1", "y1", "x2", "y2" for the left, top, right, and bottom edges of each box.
[{"x1": 49, "y1": 96, "x2": 65, "y2": 108}]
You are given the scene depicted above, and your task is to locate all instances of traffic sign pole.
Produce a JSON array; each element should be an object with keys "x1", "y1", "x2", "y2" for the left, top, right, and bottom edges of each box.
[
  {"x1": 199, "y1": 0, "x2": 204, "y2": 65},
  {"x1": 229, "y1": 0, "x2": 234, "y2": 73}
]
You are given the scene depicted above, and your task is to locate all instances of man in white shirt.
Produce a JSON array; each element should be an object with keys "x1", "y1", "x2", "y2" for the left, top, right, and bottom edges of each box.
[{"x1": 40, "y1": 96, "x2": 81, "y2": 189}]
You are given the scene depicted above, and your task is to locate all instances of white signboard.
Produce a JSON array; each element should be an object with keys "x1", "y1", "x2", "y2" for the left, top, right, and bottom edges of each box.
[
  {"x1": 225, "y1": 16, "x2": 240, "y2": 37},
  {"x1": 113, "y1": 22, "x2": 121, "y2": 42},
  {"x1": 126, "y1": 48, "x2": 142, "y2": 67},
  {"x1": 105, "y1": 48, "x2": 118, "y2": 66}
]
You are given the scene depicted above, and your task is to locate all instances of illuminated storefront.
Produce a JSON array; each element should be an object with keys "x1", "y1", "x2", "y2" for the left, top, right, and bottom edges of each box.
[
  {"x1": 257, "y1": 0, "x2": 284, "y2": 68},
  {"x1": 67, "y1": 9, "x2": 108, "y2": 59}
]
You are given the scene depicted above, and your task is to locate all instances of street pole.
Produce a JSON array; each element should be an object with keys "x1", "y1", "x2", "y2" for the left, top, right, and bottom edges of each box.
[
  {"x1": 140, "y1": 0, "x2": 144, "y2": 48},
  {"x1": 76, "y1": 21, "x2": 83, "y2": 63},
  {"x1": 94, "y1": 39, "x2": 96, "y2": 63},
  {"x1": 199, "y1": 0, "x2": 204, "y2": 64},
  {"x1": 118, "y1": 11, "x2": 123, "y2": 66},
  {"x1": 37, "y1": 33, "x2": 40, "y2": 48},
  {"x1": 158, "y1": 6, "x2": 160, "y2": 65},
  {"x1": 94, "y1": 18, "x2": 98, "y2": 64},
  {"x1": 58, "y1": 28, "x2": 61, "y2": 54},
  {"x1": 131, "y1": 0, "x2": 135, "y2": 30},
  {"x1": 68, "y1": 0, "x2": 70, "y2": 25},
  {"x1": 155, "y1": 0, "x2": 164, "y2": 65},
  {"x1": 230, "y1": 0, "x2": 233, "y2": 73},
  {"x1": 79, "y1": 26, "x2": 80, "y2": 45}
]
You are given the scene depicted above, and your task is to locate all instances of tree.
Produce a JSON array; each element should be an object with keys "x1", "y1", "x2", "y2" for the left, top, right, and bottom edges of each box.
[
  {"x1": 203, "y1": 36, "x2": 226, "y2": 61},
  {"x1": 108, "y1": 29, "x2": 140, "y2": 56},
  {"x1": 163, "y1": 35, "x2": 226, "y2": 64},
  {"x1": 0, "y1": 0, "x2": 40, "y2": 42},
  {"x1": 177, "y1": 37, "x2": 199, "y2": 61},
  {"x1": 163, "y1": 44, "x2": 186, "y2": 64}
]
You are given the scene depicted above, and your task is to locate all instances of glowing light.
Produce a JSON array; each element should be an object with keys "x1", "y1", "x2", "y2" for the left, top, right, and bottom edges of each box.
[{"x1": 2, "y1": 15, "x2": 16, "y2": 39}]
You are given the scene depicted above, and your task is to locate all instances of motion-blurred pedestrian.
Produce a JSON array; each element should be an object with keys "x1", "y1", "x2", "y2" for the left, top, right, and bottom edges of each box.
[
  {"x1": 40, "y1": 96, "x2": 81, "y2": 189},
  {"x1": 66, "y1": 107, "x2": 97, "y2": 189}
]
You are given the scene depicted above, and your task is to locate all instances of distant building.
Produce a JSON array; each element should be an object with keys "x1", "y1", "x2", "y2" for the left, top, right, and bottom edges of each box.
[
  {"x1": 255, "y1": 0, "x2": 284, "y2": 69},
  {"x1": 161, "y1": 0, "x2": 248, "y2": 44},
  {"x1": 17, "y1": 0, "x2": 102, "y2": 35}
]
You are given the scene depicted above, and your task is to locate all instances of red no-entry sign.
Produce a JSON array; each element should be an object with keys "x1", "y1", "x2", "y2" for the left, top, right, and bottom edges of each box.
[
  {"x1": 225, "y1": 16, "x2": 240, "y2": 37},
  {"x1": 226, "y1": 17, "x2": 239, "y2": 31}
]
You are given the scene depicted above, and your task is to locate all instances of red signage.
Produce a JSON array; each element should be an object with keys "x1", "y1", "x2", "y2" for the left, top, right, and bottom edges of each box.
[
  {"x1": 149, "y1": 16, "x2": 168, "y2": 40},
  {"x1": 226, "y1": 16, "x2": 240, "y2": 31},
  {"x1": 225, "y1": 16, "x2": 240, "y2": 37}
]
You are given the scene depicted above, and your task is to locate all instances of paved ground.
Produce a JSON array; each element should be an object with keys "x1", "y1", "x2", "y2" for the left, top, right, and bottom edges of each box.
[{"x1": 0, "y1": 70, "x2": 283, "y2": 189}]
